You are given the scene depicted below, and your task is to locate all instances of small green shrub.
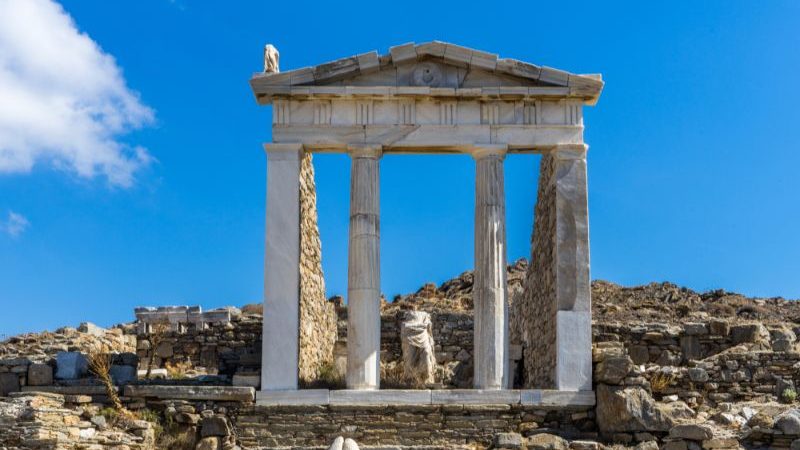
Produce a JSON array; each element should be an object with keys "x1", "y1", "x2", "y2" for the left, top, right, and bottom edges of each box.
[
  {"x1": 130, "y1": 408, "x2": 163, "y2": 441},
  {"x1": 782, "y1": 388, "x2": 797, "y2": 403},
  {"x1": 98, "y1": 407, "x2": 119, "y2": 423},
  {"x1": 303, "y1": 361, "x2": 345, "y2": 389}
]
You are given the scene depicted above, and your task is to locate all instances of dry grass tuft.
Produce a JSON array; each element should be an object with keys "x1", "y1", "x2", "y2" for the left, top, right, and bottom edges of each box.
[
  {"x1": 86, "y1": 348, "x2": 128, "y2": 415},
  {"x1": 650, "y1": 372, "x2": 676, "y2": 393}
]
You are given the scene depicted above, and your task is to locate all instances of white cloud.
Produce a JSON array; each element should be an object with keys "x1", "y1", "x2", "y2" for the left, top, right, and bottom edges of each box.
[
  {"x1": 2, "y1": 211, "x2": 29, "y2": 237},
  {"x1": 0, "y1": 0, "x2": 155, "y2": 187}
]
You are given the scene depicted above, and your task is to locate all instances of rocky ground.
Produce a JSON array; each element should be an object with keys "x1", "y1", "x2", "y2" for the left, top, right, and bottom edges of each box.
[
  {"x1": 3, "y1": 260, "x2": 800, "y2": 450},
  {"x1": 384, "y1": 259, "x2": 799, "y2": 327}
]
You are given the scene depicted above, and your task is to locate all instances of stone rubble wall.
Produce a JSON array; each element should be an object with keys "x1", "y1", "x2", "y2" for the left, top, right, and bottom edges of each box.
[
  {"x1": 135, "y1": 314, "x2": 262, "y2": 377},
  {"x1": 298, "y1": 152, "x2": 337, "y2": 384},
  {"x1": 596, "y1": 320, "x2": 800, "y2": 405},
  {"x1": 511, "y1": 154, "x2": 558, "y2": 389},
  {"x1": 595, "y1": 321, "x2": 784, "y2": 365},
  {"x1": 234, "y1": 403, "x2": 595, "y2": 449}
]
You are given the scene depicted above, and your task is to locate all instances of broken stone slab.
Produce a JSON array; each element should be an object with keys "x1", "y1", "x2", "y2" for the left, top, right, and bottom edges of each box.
[
  {"x1": 55, "y1": 351, "x2": 88, "y2": 380},
  {"x1": 78, "y1": 322, "x2": 106, "y2": 337},
  {"x1": 329, "y1": 389, "x2": 432, "y2": 405},
  {"x1": 124, "y1": 385, "x2": 255, "y2": 402},
  {"x1": 430, "y1": 389, "x2": 520, "y2": 404},
  {"x1": 21, "y1": 385, "x2": 118, "y2": 395},
  {"x1": 256, "y1": 389, "x2": 330, "y2": 406}
]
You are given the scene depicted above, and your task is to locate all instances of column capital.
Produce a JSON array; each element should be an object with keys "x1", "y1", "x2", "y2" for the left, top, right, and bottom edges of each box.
[
  {"x1": 347, "y1": 144, "x2": 383, "y2": 159},
  {"x1": 468, "y1": 144, "x2": 508, "y2": 160},
  {"x1": 552, "y1": 143, "x2": 588, "y2": 160},
  {"x1": 263, "y1": 143, "x2": 304, "y2": 160}
]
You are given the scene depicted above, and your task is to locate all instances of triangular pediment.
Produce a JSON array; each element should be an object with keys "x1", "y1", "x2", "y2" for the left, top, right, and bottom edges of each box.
[{"x1": 250, "y1": 41, "x2": 603, "y2": 104}]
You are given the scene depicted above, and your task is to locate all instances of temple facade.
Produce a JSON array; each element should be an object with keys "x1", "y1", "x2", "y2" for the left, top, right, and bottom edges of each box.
[{"x1": 248, "y1": 41, "x2": 603, "y2": 403}]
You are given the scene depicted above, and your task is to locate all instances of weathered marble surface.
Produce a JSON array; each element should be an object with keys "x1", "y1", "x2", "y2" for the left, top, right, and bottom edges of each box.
[
  {"x1": 512, "y1": 146, "x2": 591, "y2": 391},
  {"x1": 329, "y1": 389, "x2": 432, "y2": 405},
  {"x1": 263, "y1": 44, "x2": 279, "y2": 73},
  {"x1": 431, "y1": 389, "x2": 521, "y2": 404},
  {"x1": 346, "y1": 145, "x2": 382, "y2": 390},
  {"x1": 256, "y1": 388, "x2": 329, "y2": 406},
  {"x1": 262, "y1": 143, "x2": 302, "y2": 391},
  {"x1": 253, "y1": 389, "x2": 593, "y2": 407},
  {"x1": 471, "y1": 145, "x2": 509, "y2": 390},
  {"x1": 400, "y1": 310, "x2": 436, "y2": 386}
]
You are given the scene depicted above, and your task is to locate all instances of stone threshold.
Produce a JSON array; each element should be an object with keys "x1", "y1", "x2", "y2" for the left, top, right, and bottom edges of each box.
[{"x1": 256, "y1": 389, "x2": 594, "y2": 407}]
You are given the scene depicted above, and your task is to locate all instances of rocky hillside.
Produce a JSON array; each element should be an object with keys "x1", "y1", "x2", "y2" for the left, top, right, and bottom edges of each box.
[
  {"x1": 0, "y1": 322, "x2": 136, "y2": 363},
  {"x1": 384, "y1": 259, "x2": 798, "y2": 327}
]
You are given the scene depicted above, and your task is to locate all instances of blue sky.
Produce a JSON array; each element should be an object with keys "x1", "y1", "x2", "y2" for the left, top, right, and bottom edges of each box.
[{"x1": 1, "y1": 1, "x2": 798, "y2": 336}]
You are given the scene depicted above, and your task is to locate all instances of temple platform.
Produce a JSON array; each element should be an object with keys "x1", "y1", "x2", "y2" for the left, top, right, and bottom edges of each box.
[{"x1": 255, "y1": 389, "x2": 594, "y2": 407}]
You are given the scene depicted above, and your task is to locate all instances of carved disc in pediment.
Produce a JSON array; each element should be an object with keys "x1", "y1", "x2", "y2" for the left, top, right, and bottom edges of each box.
[{"x1": 411, "y1": 62, "x2": 443, "y2": 87}]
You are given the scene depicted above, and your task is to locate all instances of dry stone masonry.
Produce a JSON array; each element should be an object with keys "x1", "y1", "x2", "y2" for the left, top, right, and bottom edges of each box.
[{"x1": 298, "y1": 151, "x2": 337, "y2": 384}]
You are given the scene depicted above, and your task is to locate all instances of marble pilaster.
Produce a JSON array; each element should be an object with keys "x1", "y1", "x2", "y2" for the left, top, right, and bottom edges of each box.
[
  {"x1": 261, "y1": 143, "x2": 303, "y2": 391},
  {"x1": 553, "y1": 144, "x2": 591, "y2": 391}
]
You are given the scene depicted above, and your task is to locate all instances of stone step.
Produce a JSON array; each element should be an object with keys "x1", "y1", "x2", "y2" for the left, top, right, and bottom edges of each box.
[{"x1": 256, "y1": 447, "x2": 471, "y2": 450}]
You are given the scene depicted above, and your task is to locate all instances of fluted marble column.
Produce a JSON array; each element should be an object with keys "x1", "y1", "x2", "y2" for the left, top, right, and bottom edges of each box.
[
  {"x1": 346, "y1": 145, "x2": 382, "y2": 390},
  {"x1": 261, "y1": 143, "x2": 303, "y2": 391},
  {"x1": 472, "y1": 144, "x2": 510, "y2": 390}
]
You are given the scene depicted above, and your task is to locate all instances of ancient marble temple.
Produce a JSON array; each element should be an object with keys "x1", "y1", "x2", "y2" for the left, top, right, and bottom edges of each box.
[{"x1": 249, "y1": 41, "x2": 603, "y2": 404}]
